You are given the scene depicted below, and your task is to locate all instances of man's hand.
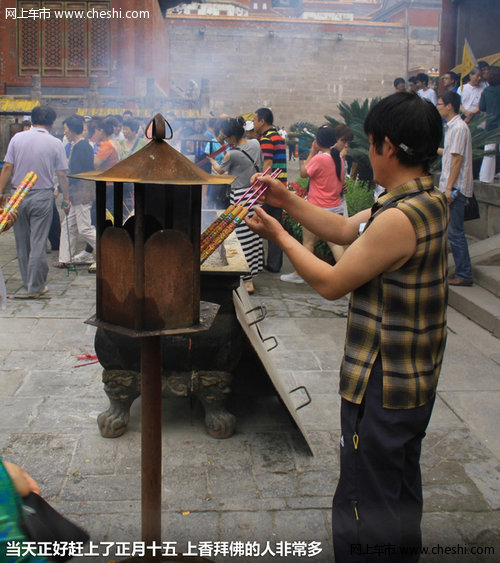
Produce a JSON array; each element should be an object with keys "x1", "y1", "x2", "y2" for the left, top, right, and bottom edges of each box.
[
  {"x1": 61, "y1": 200, "x2": 71, "y2": 215},
  {"x1": 0, "y1": 209, "x2": 18, "y2": 231},
  {"x1": 248, "y1": 173, "x2": 292, "y2": 208},
  {"x1": 245, "y1": 205, "x2": 286, "y2": 243}
]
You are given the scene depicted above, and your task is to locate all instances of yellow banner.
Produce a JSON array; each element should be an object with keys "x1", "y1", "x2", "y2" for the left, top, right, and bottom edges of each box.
[{"x1": 461, "y1": 39, "x2": 478, "y2": 83}]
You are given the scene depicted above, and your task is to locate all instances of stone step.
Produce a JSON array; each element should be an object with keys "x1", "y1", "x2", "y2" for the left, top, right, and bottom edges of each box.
[
  {"x1": 473, "y1": 265, "x2": 500, "y2": 298},
  {"x1": 448, "y1": 282, "x2": 500, "y2": 338}
]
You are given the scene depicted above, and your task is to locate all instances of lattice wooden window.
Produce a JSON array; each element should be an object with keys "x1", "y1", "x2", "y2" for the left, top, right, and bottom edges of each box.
[
  {"x1": 42, "y1": 2, "x2": 64, "y2": 76},
  {"x1": 18, "y1": 2, "x2": 40, "y2": 75},
  {"x1": 88, "y1": 2, "x2": 110, "y2": 74},
  {"x1": 18, "y1": 0, "x2": 110, "y2": 77},
  {"x1": 66, "y1": 2, "x2": 88, "y2": 74}
]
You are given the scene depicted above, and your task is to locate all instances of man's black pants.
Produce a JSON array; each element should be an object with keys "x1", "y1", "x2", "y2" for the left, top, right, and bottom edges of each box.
[
  {"x1": 262, "y1": 203, "x2": 283, "y2": 272},
  {"x1": 332, "y1": 356, "x2": 435, "y2": 562}
]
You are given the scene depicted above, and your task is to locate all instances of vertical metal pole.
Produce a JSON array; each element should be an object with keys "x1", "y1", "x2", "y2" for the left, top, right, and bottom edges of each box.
[
  {"x1": 134, "y1": 183, "x2": 145, "y2": 331},
  {"x1": 95, "y1": 181, "x2": 106, "y2": 319},
  {"x1": 113, "y1": 182, "x2": 123, "y2": 227},
  {"x1": 141, "y1": 335, "x2": 162, "y2": 561}
]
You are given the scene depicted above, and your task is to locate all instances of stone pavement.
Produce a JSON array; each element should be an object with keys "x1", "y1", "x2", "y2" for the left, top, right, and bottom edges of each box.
[{"x1": 0, "y1": 219, "x2": 499, "y2": 562}]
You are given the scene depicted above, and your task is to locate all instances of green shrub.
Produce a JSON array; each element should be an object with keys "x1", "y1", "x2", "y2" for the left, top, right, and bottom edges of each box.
[{"x1": 344, "y1": 177, "x2": 374, "y2": 216}]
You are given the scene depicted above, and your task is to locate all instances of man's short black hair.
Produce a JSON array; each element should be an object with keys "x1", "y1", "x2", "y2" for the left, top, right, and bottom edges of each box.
[
  {"x1": 255, "y1": 107, "x2": 274, "y2": 125},
  {"x1": 31, "y1": 105, "x2": 57, "y2": 127},
  {"x1": 408, "y1": 76, "x2": 417, "y2": 84},
  {"x1": 63, "y1": 114, "x2": 84, "y2": 135},
  {"x1": 446, "y1": 71, "x2": 459, "y2": 85},
  {"x1": 394, "y1": 77, "x2": 406, "y2": 88},
  {"x1": 439, "y1": 90, "x2": 461, "y2": 114},
  {"x1": 478, "y1": 61, "x2": 490, "y2": 71},
  {"x1": 416, "y1": 73, "x2": 429, "y2": 86},
  {"x1": 364, "y1": 92, "x2": 442, "y2": 173}
]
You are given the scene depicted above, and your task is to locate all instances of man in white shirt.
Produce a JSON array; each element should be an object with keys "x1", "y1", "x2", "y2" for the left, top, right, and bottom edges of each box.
[
  {"x1": 437, "y1": 91, "x2": 474, "y2": 286},
  {"x1": 416, "y1": 72, "x2": 437, "y2": 105},
  {"x1": 459, "y1": 67, "x2": 483, "y2": 123},
  {"x1": 0, "y1": 106, "x2": 70, "y2": 297}
]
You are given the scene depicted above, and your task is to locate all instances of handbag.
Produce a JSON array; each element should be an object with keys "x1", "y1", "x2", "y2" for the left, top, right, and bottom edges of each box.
[
  {"x1": 464, "y1": 193, "x2": 480, "y2": 221},
  {"x1": 20, "y1": 492, "x2": 90, "y2": 562}
]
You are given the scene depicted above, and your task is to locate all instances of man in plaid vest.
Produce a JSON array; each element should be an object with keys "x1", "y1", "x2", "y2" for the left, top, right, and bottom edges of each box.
[{"x1": 247, "y1": 92, "x2": 448, "y2": 561}]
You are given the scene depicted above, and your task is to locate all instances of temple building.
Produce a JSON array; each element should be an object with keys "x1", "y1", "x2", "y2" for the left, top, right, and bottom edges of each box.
[{"x1": 0, "y1": 0, "x2": 446, "y2": 148}]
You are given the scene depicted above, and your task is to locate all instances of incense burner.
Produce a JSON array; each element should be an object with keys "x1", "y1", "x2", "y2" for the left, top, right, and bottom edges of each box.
[{"x1": 95, "y1": 235, "x2": 248, "y2": 439}]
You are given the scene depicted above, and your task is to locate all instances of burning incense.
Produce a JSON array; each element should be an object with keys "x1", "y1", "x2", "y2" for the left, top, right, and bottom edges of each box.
[
  {"x1": 200, "y1": 169, "x2": 279, "y2": 252},
  {"x1": 0, "y1": 172, "x2": 38, "y2": 233},
  {"x1": 200, "y1": 167, "x2": 271, "y2": 244},
  {"x1": 201, "y1": 207, "x2": 249, "y2": 264},
  {"x1": 201, "y1": 204, "x2": 241, "y2": 250},
  {"x1": 200, "y1": 168, "x2": 281, "y2": 263}
]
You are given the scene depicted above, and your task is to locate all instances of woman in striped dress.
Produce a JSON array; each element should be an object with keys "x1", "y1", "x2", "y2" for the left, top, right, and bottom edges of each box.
[{"x1": 211, "y1": 117, "x2": 263, "y2": 294}]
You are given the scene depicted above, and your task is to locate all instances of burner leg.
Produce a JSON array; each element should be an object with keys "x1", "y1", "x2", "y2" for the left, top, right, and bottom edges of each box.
[
  {"x1": 192, "y1": 370, "x2": 236, "y2": 439},
  {"x1": 97, "y1": 369, "x2": 141, "y2": 438}
]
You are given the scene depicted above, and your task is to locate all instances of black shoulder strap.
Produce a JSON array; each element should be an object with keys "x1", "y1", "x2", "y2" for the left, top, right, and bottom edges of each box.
[{"x1": 234, "y1": 146, "x2": 260, "y2": 172}]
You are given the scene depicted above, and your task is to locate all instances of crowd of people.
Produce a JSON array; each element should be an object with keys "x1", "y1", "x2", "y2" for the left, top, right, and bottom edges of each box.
[
  {"x1": 0, "y1": 67, "x2": 499, "y2": 560},
  {"x1": 389, "y1": 64, "x2": 499, "y2": 287},
  {"x1": 396, "y1": 63, "x2": 500, "y2": 185},
  {"x1": 0, "y1": 62, "x2": 498, "y2": 296}
]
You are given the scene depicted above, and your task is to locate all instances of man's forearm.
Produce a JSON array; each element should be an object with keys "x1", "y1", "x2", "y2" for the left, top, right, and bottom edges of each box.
[
  {"x1": 446, "y1": 154, "x2": 463, "y2": 193},
  {"x1": 262, "y1": 159, "x2": 273, "y2": 173},
  {"x1": 281, "y1": 191, "x2": 366, "y2": 245},
  {"x1": 0, "y1": 163, "x2": 13, "y2": 195},
  {"x1": 56, "y1": 172, "x2": 70, "y2": 201}
]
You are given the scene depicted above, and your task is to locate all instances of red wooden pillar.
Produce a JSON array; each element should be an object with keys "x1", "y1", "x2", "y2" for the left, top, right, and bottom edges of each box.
[{"x1": 439, "y1": 0, "x2": 458, "y2": 79}]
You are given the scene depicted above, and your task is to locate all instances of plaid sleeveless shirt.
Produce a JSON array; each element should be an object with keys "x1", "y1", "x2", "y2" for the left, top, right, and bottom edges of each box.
[{"x1": 340, "y1": 176, "x2": 448, "y2": 409}]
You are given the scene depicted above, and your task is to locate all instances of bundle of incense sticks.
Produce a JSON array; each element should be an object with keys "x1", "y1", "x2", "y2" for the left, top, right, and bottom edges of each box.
[
  {"x1": 200, "y1": 168, "x2": 280, "y2": 264},
  {"x1": 201, "y1": 167, "x2": 271, "y2": 245},
  {"x1": 200, "y1": 167, "x2": 274, "y2": 252},
  {"x1": 0, "y1": 171, "x2": 38, "y2": 233}
]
